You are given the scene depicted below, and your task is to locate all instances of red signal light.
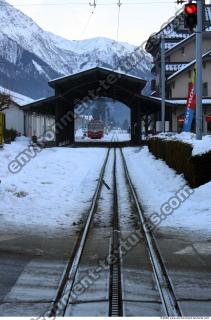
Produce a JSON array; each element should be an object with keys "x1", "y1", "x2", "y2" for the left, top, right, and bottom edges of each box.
[{"x1": 185, "y1": 3, "x2": 197, "y2": 15}]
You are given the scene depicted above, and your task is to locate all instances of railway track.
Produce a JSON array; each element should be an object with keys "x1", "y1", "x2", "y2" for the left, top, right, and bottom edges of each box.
[
  {"x1": 48, "y1": 138, "x2": 181, "y2": 317},
  {"x1": 118, "y1": 147, "x2": 181, "y2": 317}
]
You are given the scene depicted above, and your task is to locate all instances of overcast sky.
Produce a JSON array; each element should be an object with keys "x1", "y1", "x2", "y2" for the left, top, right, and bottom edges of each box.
[{"x1": 7, "y1": 0, "x2": 186, "y2": 45}]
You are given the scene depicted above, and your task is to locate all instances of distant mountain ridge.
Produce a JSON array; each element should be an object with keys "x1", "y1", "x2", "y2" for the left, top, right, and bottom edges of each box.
[{"x1": 0, "y1": 0, "x2": 153, "y2": 99}]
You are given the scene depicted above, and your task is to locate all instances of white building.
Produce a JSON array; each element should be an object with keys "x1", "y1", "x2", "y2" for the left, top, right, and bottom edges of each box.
[
  {"x1": 25, "y1": 112, "x2": 56, "y2": 141},
  {"x1": 0, "y1": 87, "x2": 33, "y2": 135},
  {"x1": 0, "y1": 87, "x2": 55, "y2": 142}
]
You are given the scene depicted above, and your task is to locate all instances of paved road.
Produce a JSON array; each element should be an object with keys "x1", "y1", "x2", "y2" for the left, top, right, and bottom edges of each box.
[
  {"x1": 1, "y1": 227, "x2": 210, "y2": 316},
  {"x1": 155, "y1": 227, "x2": 211, "y2": 316},
  {"x1": 0, "y1": 228, "x2": 79, "y2": 316}
]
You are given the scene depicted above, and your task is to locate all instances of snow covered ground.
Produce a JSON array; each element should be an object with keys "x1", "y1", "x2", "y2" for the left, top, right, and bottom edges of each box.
[
  {"x1": 75, "y1": 130, "x2": 131, "y2": 142},
  {"x1": 1, "y1": 137, "x2": 210, "y2": 237},
  {"x1": 0, "y1": 137, "x2": 106, "y2": 235},
  {"x1": 155, "y1": 132, "x2": 211, "y2": 156},
  {"x1": 124, "y1": 147, "x2": 211, "y2": 233}
]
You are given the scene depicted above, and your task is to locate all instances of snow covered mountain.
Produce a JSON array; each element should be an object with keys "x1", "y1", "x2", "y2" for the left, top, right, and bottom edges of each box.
[{"x1": 0, "y1": 0, "x2": 153, "y2": 99}]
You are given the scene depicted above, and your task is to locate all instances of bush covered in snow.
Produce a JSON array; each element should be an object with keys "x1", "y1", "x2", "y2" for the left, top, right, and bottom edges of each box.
[{"x1": 148, "y1": 135, "x2": 211, "y2": 188}]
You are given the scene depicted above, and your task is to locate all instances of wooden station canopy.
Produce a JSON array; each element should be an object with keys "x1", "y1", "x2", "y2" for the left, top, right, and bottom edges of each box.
[{"x1": 22, "y1": 67, "x2": 173, "y2": 145}]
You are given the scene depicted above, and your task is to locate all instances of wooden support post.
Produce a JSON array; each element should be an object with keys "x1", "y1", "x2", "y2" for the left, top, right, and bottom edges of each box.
[
  {"x1": 55, "y1": 101, "x2": 75, "y2": 146},
  {"x1": 136, "y1": 107, "x2": 142, "y2": 145},
  {"x1": 131, "y1": 106, "x2": 142, "y2": 145}
]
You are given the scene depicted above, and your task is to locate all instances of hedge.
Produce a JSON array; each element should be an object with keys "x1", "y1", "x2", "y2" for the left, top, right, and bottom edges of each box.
[
  {"x1": 148, "y1": 137, "x2": 211, "y2": 188},
  {"x1": 4, "y1": 128, "x2": 18, "y2": 143}
]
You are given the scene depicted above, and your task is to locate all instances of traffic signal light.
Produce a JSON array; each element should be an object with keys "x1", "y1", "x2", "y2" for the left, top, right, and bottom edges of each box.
[{"x1": 184, "y1": 2, "x2": 197, "y2": 32}]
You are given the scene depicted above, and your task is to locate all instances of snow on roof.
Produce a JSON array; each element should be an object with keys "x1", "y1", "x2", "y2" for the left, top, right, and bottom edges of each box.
[
  {"x1": 163, "y1": 32, "x2": 189, "y2": 39},
  {"x1": 150, "y1": 97, "x2": 211, "y2": 105},
  {"x1": 165, "y1": 34, "x2": 195, "y2": 55},
  {"x1": 0, "y1": 86, "x2": 34, "y2": 106},
  {"x1": 165, "y1": 32, "x2": 211, "y2": 57},
  {"x1": 49, "y1": 66, "x2": 146, "y2": 85},
  {"x1": 169, "y1": 98, "x2": 211, "y2": 105},
  {"x1": 166, "y1": 63, "x2": 187, "y2": 72},
  {"x1": 167, "y1": 50, "x2": 211, "y2": 82},
  {"x1": 165, "y1": 42, "x2": 176, "y2": 50}
]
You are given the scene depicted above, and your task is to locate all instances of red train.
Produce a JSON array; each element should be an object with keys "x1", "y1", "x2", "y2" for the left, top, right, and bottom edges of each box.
[{"x1": 88, "y1": 120, "x2": 104, "y2": 139}]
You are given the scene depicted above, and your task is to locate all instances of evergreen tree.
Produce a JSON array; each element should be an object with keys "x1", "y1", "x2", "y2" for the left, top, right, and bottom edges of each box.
[{"x1": 92, "y1": 99, "x2": 108, "y2": 122}]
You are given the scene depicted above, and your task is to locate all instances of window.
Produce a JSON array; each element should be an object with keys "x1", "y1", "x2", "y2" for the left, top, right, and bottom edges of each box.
[
  {"x1": 188, "y1": 71, "x2": 191, "y2": 79},
  {"x1": 203, "y1": 82, "x2": 208, "y2": 97},
  {"x1": 181, "y1": 47, "x2": 185, "y2": 54},
  {"x1": 203, "y1": 62, "x2": 206, "y2": 69}
]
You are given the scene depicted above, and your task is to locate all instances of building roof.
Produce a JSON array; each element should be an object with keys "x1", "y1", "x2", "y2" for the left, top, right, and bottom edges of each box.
[
  {"x1": 0, "y1": 86, "x2": 33, "y2": 107},
  {"x1": 21, "y1": 95, "x2": 61, "y2": 114},
  {"x1": 167, "y1": 50, "x2": 211, "y2": 82},
  {"x1": 22, "y1": 67, "x2": 175, "y2": 116},
  {"x1": 166, "y1": 98, "x2": 211, "y2": 105},
  {"x1": 165, "y1": 34, "x2": 195, "y2": 56},
  {"x1": 166, "y1": 63, "x2": 187, "y2": 72},
  {"x1": 48, "y1": 67, "x2": 146, "y2": 95},
  {"x1": 150, "y1": 97, "x2": 211, "y2": 108},
  {"x1": 50, "y1": 66, "x2": 146, "y2": 85},
  {"x1": 165, "y1": 32, "x2": 211, "y2": 58}
]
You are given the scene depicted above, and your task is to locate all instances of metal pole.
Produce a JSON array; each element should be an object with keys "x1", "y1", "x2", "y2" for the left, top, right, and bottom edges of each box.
[
  {"x1": 196, "y1": 0, "x2": 203, "y2": 140},
  {"x1": 161, "y1": 35, "x2": 166, "y2": 132}
]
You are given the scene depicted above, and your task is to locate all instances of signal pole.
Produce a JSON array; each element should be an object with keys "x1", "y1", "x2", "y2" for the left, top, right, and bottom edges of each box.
[
  {"x1": 161, "y1": 35, "x2": 166, "y2": 132},
  {"x1": 196, "y1": 0, "x2": 203, "y2": 140},
  {"x1": 89, "y1": 0, "x2": 96, "y2": 8}
]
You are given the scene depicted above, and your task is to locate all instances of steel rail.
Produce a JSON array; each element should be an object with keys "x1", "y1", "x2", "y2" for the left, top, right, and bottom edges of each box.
[
  {"x1": 49, "y1": 144, "x2": 112, "y2": 316},
  {"x1": 119, "y1": 147, "x2": 182, "y2": 317}
]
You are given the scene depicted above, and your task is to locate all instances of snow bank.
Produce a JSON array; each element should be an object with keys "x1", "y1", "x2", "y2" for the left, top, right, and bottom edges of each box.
[
  {"x1": 124, "y1": 147, "x2": 211, "y2": 233},
  {"x1": 0, "y1": 139, "x2": 106, "y2": 234},
  {"x1": 75, "y1": 129, "x2": 85, "y2": 138},
  {"x1": 15, "y1": 136, "x2": 30, "y2": 142},
  {"x1": 155, "y1": 132, "x2": 211, "y2": 156}
]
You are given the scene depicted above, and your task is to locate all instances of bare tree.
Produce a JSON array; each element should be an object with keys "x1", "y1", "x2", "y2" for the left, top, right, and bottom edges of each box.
[{"x1": 0, "y1": 93, "x2": 12, "y2": 112}]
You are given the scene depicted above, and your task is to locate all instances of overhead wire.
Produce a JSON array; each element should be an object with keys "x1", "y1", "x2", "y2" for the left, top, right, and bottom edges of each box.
[
  {"x1": 80, "y1": 1, "x2": 97, "y2": 37},
  {"x1": 0, "y1": 1, "x2": 178, "y2": 7},
  {"x1": 114, "y1": 0, "x2": 122, "y2": 79},
  {"x1": 121, "y1": 1, "x2": 176, "y2": 4},
  {"x1": 116, "y1": 0, "x2": 122, "y2": 44}
]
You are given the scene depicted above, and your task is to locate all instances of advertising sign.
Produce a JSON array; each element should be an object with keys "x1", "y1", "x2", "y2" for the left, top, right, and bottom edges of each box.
[{"x1": 183, "y1": 65, "x2": 196, "y2": 132}]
